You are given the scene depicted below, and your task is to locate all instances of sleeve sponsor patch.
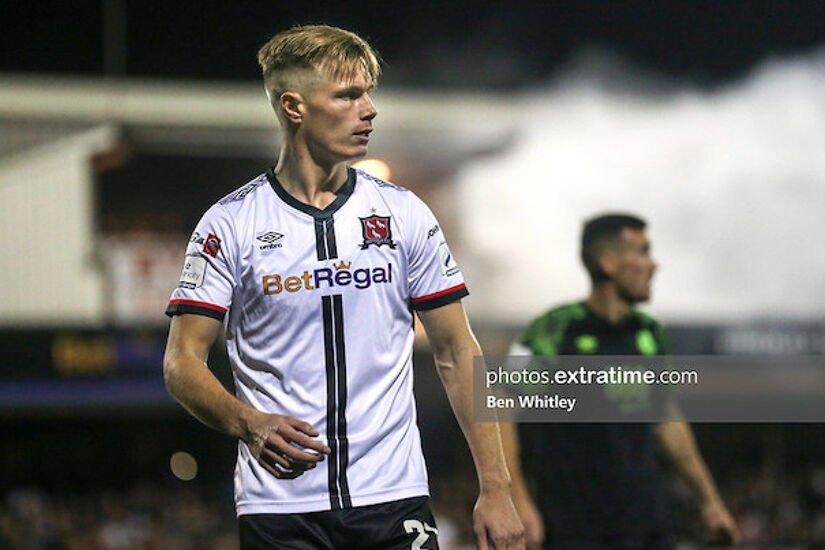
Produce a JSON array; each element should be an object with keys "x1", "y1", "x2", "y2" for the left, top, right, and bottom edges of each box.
[
  {"x1": 178, "y1": 254, "x2": 207, "y2": 289},
  {"x1": 437, "y1": 242, "x2": 460, "y2": 277}
]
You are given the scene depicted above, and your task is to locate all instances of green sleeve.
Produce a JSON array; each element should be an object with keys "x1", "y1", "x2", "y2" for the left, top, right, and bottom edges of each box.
[{"x1": 513, "y1": 302, "x2": 585, "y2": 356}]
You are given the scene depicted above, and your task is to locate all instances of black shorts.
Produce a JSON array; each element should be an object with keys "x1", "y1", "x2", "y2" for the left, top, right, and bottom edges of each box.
[{"x1": 239, "y1": 495, "x2": 440, "y2": 550}]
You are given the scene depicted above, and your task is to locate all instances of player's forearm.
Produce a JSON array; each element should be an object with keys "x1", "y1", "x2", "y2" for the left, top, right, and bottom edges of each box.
[
  {"x1": 436, "y1": 340, "x2": 512, "y2": 493},
  {"x1": 500, "y1": 422, "x2": 531, "y2": 499},
  {"x1": 164, "y1": 351, "x2": 258, "y2": 442},
  {"x1": 656, "y1": 421, "x2": 723, "y2": 505}
]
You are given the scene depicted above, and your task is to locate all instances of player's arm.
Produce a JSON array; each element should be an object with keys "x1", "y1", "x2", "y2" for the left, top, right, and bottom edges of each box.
[
  {"x1": 500, "y1": 422, "x2": 544, "y2": 550},
  {"x1": 417, "y1": 301, "x2": 524, "y2": 550},
  {"x1": 655, "y1": 406, "x2": 740, "y2": 545},
  {"x1": 163, "y1": 314, "x2": 330, "y2": 479}
]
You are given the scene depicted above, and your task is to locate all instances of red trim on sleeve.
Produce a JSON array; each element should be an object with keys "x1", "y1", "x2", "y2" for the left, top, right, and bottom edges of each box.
[
  {"x1": 411, "y1": 283, "x2": 467, "y2": 304},
  {"x1": 168, "y1": 299, "x2": 227, "y2": 313}
]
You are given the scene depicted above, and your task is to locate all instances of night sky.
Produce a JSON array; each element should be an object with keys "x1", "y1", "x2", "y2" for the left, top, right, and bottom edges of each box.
[{"x1": 2, "y1": 1, "x2": 825, "y2": 88}]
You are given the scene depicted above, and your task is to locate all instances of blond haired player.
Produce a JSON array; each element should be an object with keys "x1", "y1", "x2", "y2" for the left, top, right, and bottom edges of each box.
[{"x1": 163, "y1": 25, "x2": 523, "y2": 549}]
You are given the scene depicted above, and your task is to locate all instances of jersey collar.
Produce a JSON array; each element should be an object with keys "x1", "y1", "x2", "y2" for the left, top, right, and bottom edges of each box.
[
  {"x1": 581, "y1": 301, "x2": 641, "y2": 330},
  {"x1": 266, "y1": 167, "x2": 357, "y2": 218}
]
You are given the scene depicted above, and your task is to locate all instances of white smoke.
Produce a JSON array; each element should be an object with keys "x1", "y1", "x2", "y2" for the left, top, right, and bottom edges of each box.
[{"x1": 455, "y1": 49, "x2": 825, "y2": 323}]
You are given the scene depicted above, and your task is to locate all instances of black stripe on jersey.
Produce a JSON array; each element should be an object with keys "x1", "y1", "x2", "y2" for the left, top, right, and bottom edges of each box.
[
  {"x1": 322, "y1": 296, "x2": 341, "y2": 510},
  {"x1": 321, "y1": 294, "x2": 351, "y2": 510},
  {"x1": 332, "y1": 294, "x2": 351, "y2": 507},
  {"x1": 314, "y1": 216, "x2": 340, "y2": 262},
  {"x1": 315, "y1": 218, "x2": 328, "y2": 261},
  {"x1": 324, "y1": 217, "x2": 338, "y2": 260}
]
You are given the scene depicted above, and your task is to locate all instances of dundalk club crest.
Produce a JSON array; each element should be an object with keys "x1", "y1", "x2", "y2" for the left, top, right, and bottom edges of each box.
[{"x1": 359, "y1": 215, "x2": 397, "y2": 249}]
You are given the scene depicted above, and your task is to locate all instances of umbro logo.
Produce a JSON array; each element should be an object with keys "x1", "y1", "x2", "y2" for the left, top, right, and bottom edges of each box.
[
  {"x1": 257, "y1": 231, "x2": 284, "y2": 250},
  {"x1": 257, "y1": 232, "x2": 284, "y2": 243}
]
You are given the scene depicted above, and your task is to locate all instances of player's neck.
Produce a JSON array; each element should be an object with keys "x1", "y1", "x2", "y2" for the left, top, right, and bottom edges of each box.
[
  {"x1": 274, "y1": 146, "x2": 349, "y2": 210},
  {"x1": 586, "y1": 285, "x2": 632, "y2": 324}
]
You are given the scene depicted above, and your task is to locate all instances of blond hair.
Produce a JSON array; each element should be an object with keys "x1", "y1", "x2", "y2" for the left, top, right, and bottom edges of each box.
[{"x1": 257, "y1": 25, "x2": 381, "y2": 103}]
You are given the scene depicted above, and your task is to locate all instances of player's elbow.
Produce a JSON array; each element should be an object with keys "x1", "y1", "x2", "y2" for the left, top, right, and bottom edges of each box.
[
  {"x1": 431, "y1": 341, "x2": 456, "y2": 369},
  {"x1": 162, "y1": 349, "x2": 184, "y2": 397},
  {"x1": 432, "y1": 340, "x2": 476, "y2": 377},
  {"x1": 433, "y1": 354, "x2": 458, "y2": 378}
]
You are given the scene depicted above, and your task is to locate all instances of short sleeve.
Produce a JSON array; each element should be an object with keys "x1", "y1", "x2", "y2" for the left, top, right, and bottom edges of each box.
[
  {"x1": 165, "y1": 204, "x2": 237, "y2": 322},
  {"x1": 406, "y1": 194, "x2": 469, "y2": 311},
  {"x1": 513, "y1": 312, "x2": 565, "y2": 356}
]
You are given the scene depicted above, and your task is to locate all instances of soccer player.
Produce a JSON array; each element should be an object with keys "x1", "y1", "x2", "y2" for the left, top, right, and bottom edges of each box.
[
  {"x1": 162, "y1": 25, "x2": 523, "y2": 549},
  {"x1": 501, "y1": 214, "x2": 740, "y2": 549}
]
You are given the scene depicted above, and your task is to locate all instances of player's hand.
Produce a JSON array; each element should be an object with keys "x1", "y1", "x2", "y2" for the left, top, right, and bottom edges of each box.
[
  {"x1": 245, "y1": 412, "x2": 331, "y2": 480},
  {"x1": 702, "y1": 499, "x2": 741, "y2": 546},
  {"x1": 473, "y1": 488, "x2": 525, "y2": 550},
  {"x1": 512, "y1": 491, "x2": 544, "y2": 550}
]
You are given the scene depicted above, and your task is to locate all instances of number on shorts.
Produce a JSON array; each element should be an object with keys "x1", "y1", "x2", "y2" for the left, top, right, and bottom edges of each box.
[{"x1": 403, "y1": 519, "x2": 438, "y2": 550}]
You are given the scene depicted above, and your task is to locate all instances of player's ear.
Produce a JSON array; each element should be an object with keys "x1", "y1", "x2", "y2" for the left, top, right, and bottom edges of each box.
[
  {"x1": 280, "y1": 91, "x2": 304, "y2": 124},
  {"x1": 598, "y1": 249, "x2": 619, "y2": 278}
]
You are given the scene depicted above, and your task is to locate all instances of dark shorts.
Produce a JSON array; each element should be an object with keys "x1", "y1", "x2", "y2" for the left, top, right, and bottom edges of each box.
[{"x1": 239, "y1": 495, "x2": 440, "y2": 550}]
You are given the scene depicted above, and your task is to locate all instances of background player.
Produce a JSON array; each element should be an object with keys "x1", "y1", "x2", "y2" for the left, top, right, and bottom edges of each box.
[
  {"x1": 502, "y1": 213, "x2": 740, "y2": 549},
  {"x1": 162, "y1": 25, "x2": 523, "y2": 549}
]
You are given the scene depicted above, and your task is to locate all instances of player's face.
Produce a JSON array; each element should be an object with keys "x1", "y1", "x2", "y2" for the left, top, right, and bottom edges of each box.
[
  {"x1": 612, "y1": 228, "x2": 657, "y2": 304},
  {"x1": 300, "y1": 70, "x2": 377, "y2": 165}
]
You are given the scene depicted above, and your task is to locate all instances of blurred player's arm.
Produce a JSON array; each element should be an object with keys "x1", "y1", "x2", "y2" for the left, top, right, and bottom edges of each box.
[
  {"x1": 655, "y1": 407, "x2": 741, "y2": 545},
  {"x1": 163, "y1": 314, "x2": 329, "y2": 479},
  {"x1": 418, "y1": 301, "x2": 525, "y2": 550},
  {"x1": 500, "y1": 422, "x2": 545, "y2": 550}
]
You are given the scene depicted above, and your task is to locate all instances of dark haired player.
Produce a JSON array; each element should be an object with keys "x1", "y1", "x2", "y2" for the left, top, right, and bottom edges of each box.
[{"x1": 502, "y1": 213, "x2": 740, "y2": 549}]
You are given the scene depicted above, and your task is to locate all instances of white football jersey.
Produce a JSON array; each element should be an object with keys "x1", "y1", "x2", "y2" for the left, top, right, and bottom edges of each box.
[{"x1": 167, "y1": 167, "x2": 468, "y2": 515}]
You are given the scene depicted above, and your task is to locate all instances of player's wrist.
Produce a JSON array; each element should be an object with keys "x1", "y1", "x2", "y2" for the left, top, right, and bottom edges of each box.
[
  {"x1": 236, "y1": 406, "x2": 266, "y2": 444},
  {"x1": 700, "y1": 493, "x2": 726, "y2": 511},
  {"x1": 509, "y1": 481, "x2": 532, "y2": 503},
  {"x1": 697, "y1": 481, "x2": 722, "y2": 503},
  {"x1": 478, "y1": 476, "x2": 512, "y2": 496}
]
